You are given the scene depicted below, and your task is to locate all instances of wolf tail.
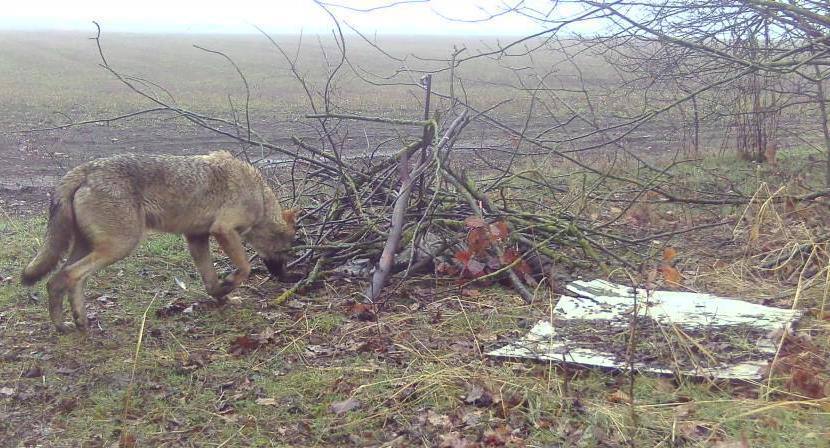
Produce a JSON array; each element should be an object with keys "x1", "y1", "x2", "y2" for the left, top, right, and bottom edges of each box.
[{"x1": 21, "y1": 169, "x2": 86, "y2": 285}]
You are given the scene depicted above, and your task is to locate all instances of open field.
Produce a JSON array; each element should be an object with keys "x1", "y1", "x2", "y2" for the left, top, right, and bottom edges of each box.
[{"x1": 1, "y1": 31, "x2": 830, "y2": 447}]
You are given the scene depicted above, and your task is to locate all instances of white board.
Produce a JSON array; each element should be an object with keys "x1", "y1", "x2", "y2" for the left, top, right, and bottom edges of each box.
[{"x1": 488, "y1": 280, "x2": 802, "y2": 379}]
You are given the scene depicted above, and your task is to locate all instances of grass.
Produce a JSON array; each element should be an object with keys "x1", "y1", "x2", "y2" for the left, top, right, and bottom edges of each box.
[{"x1": 1, "y1": 206, "x2": 828, "y2": 446}]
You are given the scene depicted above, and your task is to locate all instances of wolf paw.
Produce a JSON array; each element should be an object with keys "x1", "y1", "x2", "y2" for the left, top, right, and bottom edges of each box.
[{"x1": 209, "y1": 279, "x2": 237, "y2": 299}]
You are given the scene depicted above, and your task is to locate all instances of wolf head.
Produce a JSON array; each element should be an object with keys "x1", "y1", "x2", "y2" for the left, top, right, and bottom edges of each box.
[{"x1": 247, "y1": 208, "x2": 299, "y2": 280}]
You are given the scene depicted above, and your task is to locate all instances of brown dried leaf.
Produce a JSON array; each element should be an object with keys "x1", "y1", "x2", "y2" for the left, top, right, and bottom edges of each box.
[
  {"x1": 436, "y1": 261, "x2": 459, "y2": 276},
  {"x1": 482, "y1": 426, "x2": 511, "y2": 446},
  {"x1": 663, "y1": 247, "x2": 678, "y2": 262},
  {"x1": 438, "y1": 432, "x2": 475, "y2": 448},
  {"x1": 757, "y1": 415, "x2": 781, "y2": 430},
  {"x1": 454, "y1": 250, "x2": 473, "y2": 264},
  {"x1": 423, "y1": 409, "x2": 452, "y2": 428},
  {"x1": 627, "y1": 203, "x2": 653, "y2": 226},
  {"x1": 329, "y1": 397, "x2": 360, "y2": 415},
  {"x1": 467, "y1": 227, "x2": 492, "y2": 255},
  {"x1": 464, "y1": 383, "x2": 493, "y2": 407},
  {"x1": 180, "y1": 350, "x2": 212, "y2": 371},
  {"x1": 119, "y1": 433, "x2": 137, "y2": 448},
  {"x1": 349, "y1": 303, "x2": 376, "y2": 322},
  {"x1": 464, "y1": 216, "x2": 487, "y2": 229},
  {"x1": 494, "y1": 392, "x2": 522, "y2": 419},
  {"x1": 784, "y1": 197, "x2": 797, "y2": 213},
  {"x1": 676, "y1": 421, "x2": 710, "y2": 440},
  {"x1": 226, "y1": 295, "x2": 244, "y2": 306},
  {"x1": 229, "y1": 335, "x2": 261, "y2": 356},
  {"x1": 660, "y1": 265, "x2": 682, "y2": 285},
  {"x1": 466, "y1": 258, "x2": 486, "y2": 277},
  {"x1": 711, "y1": 436, "x2": 750, "y2": 448},
  {"x1": 500, "y1": 248, "x2": 519, "y2": 264},
  {"x1": 607, "y1": 389, "x2": 632, "y2": 404},
  {"x1": 788, "y1": 367, "x2": 826, "y2": 398},
  {"x1": 460, "y1": 409, "x2": 482, "y2": 427},
  {"x1": 254, "y1": 327, "x2": 276, "y2": 344},
  {"x1": 22, "y1": 366, "x2": 43, "y2": 378},
  {"x1": 155, "y1": 299, "x2": 189, "y2": 317},
  {"x1": 55, "y1": 397, "x2": 78, "y2": 414},
  {"x1": 674, "y1": 402, "x2": 696, "y2": 418},
  {"x1": 500, "y1": 248, "x2": 532, "y2": 275},
  {"x1": 654, "y1": 378, "x2": 677, "y2": 394},
  {"x1": 489, "y1": 220, "x2": 510, "y2": 241},
  {"x1": 516, "y1": 260, "x2": 533, "y2": 276}
]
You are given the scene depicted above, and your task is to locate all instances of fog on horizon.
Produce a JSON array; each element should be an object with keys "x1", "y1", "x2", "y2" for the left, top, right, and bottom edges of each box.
[{"x1": 0, "y1": 0, "x2": 603, "y2": 36}]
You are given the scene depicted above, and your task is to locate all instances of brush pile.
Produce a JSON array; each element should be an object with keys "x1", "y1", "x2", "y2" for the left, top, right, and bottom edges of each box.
[{"x1": 263, "y1": 106, "x2": 609, "y2": 303}]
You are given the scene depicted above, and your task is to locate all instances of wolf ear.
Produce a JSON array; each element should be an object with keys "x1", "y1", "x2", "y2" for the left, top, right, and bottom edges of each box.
[{"x1": 281, "y1": 208, "x2": 299, "y2": 227}]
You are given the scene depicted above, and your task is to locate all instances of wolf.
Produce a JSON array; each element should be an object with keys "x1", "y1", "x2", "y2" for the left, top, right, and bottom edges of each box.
[{"x1": 21, "y1": 151, "x2": 298, "y2": 333}]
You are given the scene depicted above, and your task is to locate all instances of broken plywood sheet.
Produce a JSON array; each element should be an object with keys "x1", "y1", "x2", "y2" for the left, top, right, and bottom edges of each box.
[{"x1": 488, "y1": 279, "x2": 802, "y2": 379}]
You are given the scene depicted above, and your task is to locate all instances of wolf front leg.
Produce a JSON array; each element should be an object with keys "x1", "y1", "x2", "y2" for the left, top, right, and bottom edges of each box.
[
  {"x1": 209, "y1": 226, "x2": 251, "y2": 299},
  {"x1": 185, "y1": 234, "x2": 226, "y2": 301}
]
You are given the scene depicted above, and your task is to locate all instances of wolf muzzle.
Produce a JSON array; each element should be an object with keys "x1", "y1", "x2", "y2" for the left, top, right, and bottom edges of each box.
[{"x1": 263, "y1": 257, "x2": 286, "y2": 279}]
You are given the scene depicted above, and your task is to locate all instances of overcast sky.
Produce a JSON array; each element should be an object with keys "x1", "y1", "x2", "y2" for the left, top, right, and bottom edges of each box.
[{"x1": 0, "y1": 0, "x2": 569, "y2": 35}]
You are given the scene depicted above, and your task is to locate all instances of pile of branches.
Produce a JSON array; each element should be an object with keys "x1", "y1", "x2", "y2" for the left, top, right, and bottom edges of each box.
[{"x1": 276, "y1": 100, "x2": 606, "y2": 304}]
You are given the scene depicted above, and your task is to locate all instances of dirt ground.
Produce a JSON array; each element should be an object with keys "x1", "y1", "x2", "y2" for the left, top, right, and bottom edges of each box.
[{"x1": 0, "y1": 113, "x2": 737, "y2": 218}]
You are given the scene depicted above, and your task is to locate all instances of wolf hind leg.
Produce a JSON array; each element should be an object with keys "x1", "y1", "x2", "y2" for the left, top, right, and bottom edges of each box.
[
  {"x1": 56, "y1": 187, "x2": 143, "y2": 332},
  {"x1": 57, "y1": 241, "x2": 139, "y2": 332},
  {"x1": 46, "y1": 235, "x2": 91, "y2": 333},
  {"x1": 65, "y1": 236, "x2": 93, "y2": 331},
  {"x1": 47, "y1": 272, "x2": 71, "y2": 334}
]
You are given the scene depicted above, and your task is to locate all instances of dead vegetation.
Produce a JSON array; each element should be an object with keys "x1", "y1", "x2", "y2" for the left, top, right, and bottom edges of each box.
[{"x1": 2, "y1": 1, "x2": 830, "y2": 446}]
